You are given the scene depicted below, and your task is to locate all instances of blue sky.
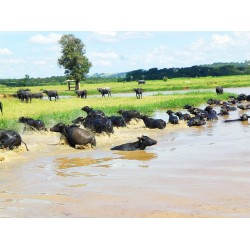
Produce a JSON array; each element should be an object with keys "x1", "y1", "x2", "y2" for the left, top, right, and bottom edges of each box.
[{"x1": 1, "y1": 31, "x2": 250, "y2": 78}]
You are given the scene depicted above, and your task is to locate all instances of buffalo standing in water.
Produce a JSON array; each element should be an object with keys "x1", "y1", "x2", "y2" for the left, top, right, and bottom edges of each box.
[
  {"x1": 134, "y1": 88, "x2": 143, "y2": 99},
  {"x1": 111, "y1": 135, "x2": 157, "y2": 151},
  {"x1": 139, "y1": 115, "x2": 166, "y2": 129},
  {"x1": 97, "y1": 88, "x2": 111, "y2": 97},
  {"x1": 43, "y1": 90, "x2": 59, "y2": 101},
  {"x1": 0, "y1": 130, "x2": 29, "y2": 151},
  {"x1": 18, "y1": 117, "x2": 46, "y2": 131},
  {"x1": 50, "y1": 123, "x2": 96, "y2": 148},
  {"x1": 75, "y1": 90, "x2": 87, "y2": 98},
  {"x1": 216, "y1": 86, "x2": 223, "y2": 95}
]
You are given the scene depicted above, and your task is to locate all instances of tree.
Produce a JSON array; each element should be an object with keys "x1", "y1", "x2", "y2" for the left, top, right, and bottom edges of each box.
[{"x1": 58, "y1": 34, "x2": 92, "y2": 90}]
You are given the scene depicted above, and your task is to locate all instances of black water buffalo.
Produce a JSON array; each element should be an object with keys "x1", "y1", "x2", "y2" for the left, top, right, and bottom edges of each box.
[
  {"x1": 43, "y1": 90, "x2": 59, "y2": 101},
  {"x1": 83, "y1": 116, "x2": 114, "y2": 135},
  {"x1": 50, "y1": 123, "x2": 96, "y2": 148},
  {"x1": 218, "y1": 107, "x2": 230, "y2": 116},
  {"x1": 0, "y1": 101, "x2": 3, "y2": 115},
  {"x1": 207, "y1": 98, "x2": 223, "y2": 105},
  {"x1": 138, "y1": 80, "x2": 145, "y2": 84},
  {"x1": 117, "y1": 110, "x2": 141, "y2": 123},
  {"x1": 81, "y1": 106, "x2": 105, "y2": 117},
  {"x1": 166, "y1": 110, "x2": 179, "y2": 124},
  {"x1": 17, "y1": 89, "x2": 32, "y2": 103},
  {"x1": 187, "y1": 115, "x2": 206, "y2": 127},
  {"x1": 97, "y1": 87, "x2": 111, "y2": 97},
  {"x1": 134, "y1": 88, "x2": 143, "y2": 99},
  {"x1": 75, "y1": 90, "x2": 87, "y2": 98},
  {"x1": 0, "y1": 130, "x2": 29, "y2": 151},
  {"x1": 237, "y1": 104, "x2": 250, "y2": 110},
  {"x1": 18, "y1": 117, "x2": 46, "y2": 131},
  {"x1": 111, "y1": 135, "x2": 157, "y2": 151},
  {"x1": 139, "y1": 115, "x2": 166, "y2": 129},
  {"x1": 108, "y1": 116, "x2": 126, "y2": 127},
  {"x1": 224, "y1": 114, "x2": 250, "y2": 122},
  {"x1": 204, "y1": 106, "x2": 218, "y2": 121},
  {"x1": 184, "y1": 105, "x2": 208, "y2": 119},
  {"x1": 236, "y1": 93, "x2": 247, "y2": 102},
  {"x1": 216, "y1": 86, "x2": 223, "y2": 95},
  {"x1": 31, "y1": 92, "x2": 43, "y2": 99},
  {"x1": 174, "y1": 112, "x2": 191, "y2": 121},
  {"x1": 73, "y1": 115, "x2": 113, "y2": 134}
]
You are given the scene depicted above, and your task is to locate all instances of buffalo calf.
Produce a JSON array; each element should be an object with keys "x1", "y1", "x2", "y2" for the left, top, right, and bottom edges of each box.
[{"x1": 111, "y1": 135, "x2": 157, "y2": 151}]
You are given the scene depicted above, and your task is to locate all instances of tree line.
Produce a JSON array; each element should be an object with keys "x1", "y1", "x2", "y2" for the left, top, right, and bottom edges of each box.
[{"x1": 125, "y1": 64, "x2": 250, "y2": 81}]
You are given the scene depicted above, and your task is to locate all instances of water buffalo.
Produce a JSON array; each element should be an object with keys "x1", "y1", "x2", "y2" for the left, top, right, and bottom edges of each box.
[
  {"x1": 166, "y1": 110, "x2": 179, "y2": 124},
  {"x1": 0, "y1": 101, "x2": 2, "y2": 115},
  {"x1": 18, "y1": 117, "x2": 46, "y2": 131},
  {"x1": 174, "y1": 112, "x2": 191, "y2": 121},
  {"x1": 0, "y1": 130, "x2": 29, "y2": 151},
  {"x1": 82, "y1": 116, "x2": 114, "y2": 135},
  {"x1": 111, "y1": 135, "x2": 157, "y2": 151},
  {"x1": 17, "y1": 89, "x2": 32, "y2": 103},
  {"x1": 204, "y1": 106, "x2": 218, "y2": 121},
  {"x1": 138, "y1": 80, "x2": 146, "y2": 84},
  {"x1": 237, "y1": 104, "x2": 250, "y2": 110},
  {"x1": 139, "y1": 115, "x2": 166, "y2": 129},
  {"x1": 216, "y1": 86, "x2": 223, "y2": 95},
  {"x1": 31, "y1": 92, "x2": 43, "y2": 99},
  {"x1": 43, "y1": 90, "x2": 59, "y2": 101},
  {"x1": 81, "y1": 106, "x2": 105, "y2": 117},
  {"x1": 224, "y1": 114, "x2": 250, "y2": 122},
  {"x1": 187, "y1": 115, "x2": 206, "y2": 127},
  {"x1": 218, "y1": 107, "x2": 230, "y2": 116},
  {"x1": 207, "y1": 98, "x2": 223, "y2": 105},
  {"x1": 134, "y1": 88, "x2": 143, "y2": 99},
  {"x1": 97, "y1": 87, "x2": 111, "y2": 97},
  {"x1": 108, "y1": 116, "x2": 126, "y2": 127},
  {"x1": 75, "y1": 90, "x2": 87, "y2": 98},
  {"x1": 117, "y1": 110, "x2": 141, "y2": 123},
  {"x1": 50, "y1": 123, "x2": 96, "y2": 148}
]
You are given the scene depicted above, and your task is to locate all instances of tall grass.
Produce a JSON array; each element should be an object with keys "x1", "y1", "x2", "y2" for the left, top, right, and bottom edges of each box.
[{"x1": 0, "y1": 91, "x2": 233, "y2": 131}]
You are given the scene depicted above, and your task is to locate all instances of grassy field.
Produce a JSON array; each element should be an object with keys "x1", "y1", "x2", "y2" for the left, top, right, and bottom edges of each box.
[
  {"x1": 1, "y1": 74, "x2": 250, "y2": 97},
  {"x1": 0, "y1": 91, "x2": 233, "y2": 131}
]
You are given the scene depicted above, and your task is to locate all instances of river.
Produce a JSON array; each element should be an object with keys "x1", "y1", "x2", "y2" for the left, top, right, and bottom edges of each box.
[{"x1": 1, "y1": 87, "x2": 250, "y2": 217}]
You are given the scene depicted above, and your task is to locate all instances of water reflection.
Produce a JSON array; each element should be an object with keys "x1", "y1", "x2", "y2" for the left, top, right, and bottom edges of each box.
[
  {"x1": 56, "y1": 156, "x2": 113, "y2": 169},
  {"x1": 113, "y1": 151, "x2": 157, "y2": 161}
]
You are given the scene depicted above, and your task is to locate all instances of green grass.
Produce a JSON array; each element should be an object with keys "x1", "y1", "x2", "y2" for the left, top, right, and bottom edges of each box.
[
  {"x1": 1, "y1": 74, "x2": 250, "y2": 96},
  {"x1": 0, "y1": 91, "x2": 234, "y2": 131}
]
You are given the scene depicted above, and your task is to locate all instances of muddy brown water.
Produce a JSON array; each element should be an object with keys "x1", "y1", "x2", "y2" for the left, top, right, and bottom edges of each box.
[{"x1": 2, "y1": 93, "x2": 250, "y2": 217}]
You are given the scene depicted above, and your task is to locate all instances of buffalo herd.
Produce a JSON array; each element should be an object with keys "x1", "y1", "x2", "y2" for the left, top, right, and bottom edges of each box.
[{"x1": 1, "y1": 86, "x2": 250, "y2": 151}]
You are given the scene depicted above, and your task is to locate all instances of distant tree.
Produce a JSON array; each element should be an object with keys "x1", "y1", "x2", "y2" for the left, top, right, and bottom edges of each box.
[
  {"x1": 58, "y1": 34, "x2": 92, "y2": 90},
  {"x1": 130, "y1": 76, "x2": 133, "y2": 82}
]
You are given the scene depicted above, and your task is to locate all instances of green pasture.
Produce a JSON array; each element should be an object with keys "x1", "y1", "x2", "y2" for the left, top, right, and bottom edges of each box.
[
  {"x1": 0, "y1": 91, "x2": 233, "y2": 131},
  {"x1": 1, "y1": 74, "x2": 250, "y2": 97}
]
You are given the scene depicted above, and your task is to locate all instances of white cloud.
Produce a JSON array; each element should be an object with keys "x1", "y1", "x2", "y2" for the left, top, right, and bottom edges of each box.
[
  {"x1": 29, "y1": 33, "x2": 62, "y2": 44},
  {"x1": 190, "y1": 38, "x2": 205, "y2": 49},
  {"x1": 34, "y1": 60, "x2": 47, "y2": 65},
  {"x1": 90, "y1": 51, "x2": 121, "y2": 60},
  {"x1": 94, "y1": 59, "x2": 112, "y2": 66},
  {"x1": 0, "y1": 48, "x2": 13, "y2": 55},
  {"x1": 211, "y1": 34, "x2": 233, "y2": 47},
  {"x1": 0, "y1": 58, "x2": 25, "y2": 64}
]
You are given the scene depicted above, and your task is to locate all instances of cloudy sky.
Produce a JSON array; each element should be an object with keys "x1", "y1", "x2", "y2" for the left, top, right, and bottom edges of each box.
[
  {"x1": 0, "y1": 31, "x2": 250, "y2": 78},
  {"x1": 1, "y1": 31, "x2": 250, "y2": 78}
]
